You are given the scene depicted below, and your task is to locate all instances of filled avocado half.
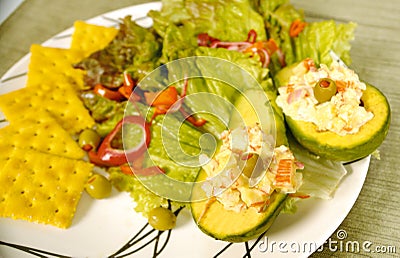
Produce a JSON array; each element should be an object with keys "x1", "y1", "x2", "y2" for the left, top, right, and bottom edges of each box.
[
  {"x1": 191, "y1": 170, "x2": 288, "y2": 242},
  {"x1": 274, "y1": 60, "x2": 391, "y2": 161},
  {"x1": 191, "y1": 89, "x2": 298, "y2": 242}
]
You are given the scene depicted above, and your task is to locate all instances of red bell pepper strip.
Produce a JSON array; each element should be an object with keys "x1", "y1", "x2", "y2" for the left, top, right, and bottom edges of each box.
[
  {"x1": 199, "y1": 30, "x2": 286, "y2": 68},
  {"x1": 245, "y1": 29, "x2": 257, "y2": 44},
  {"x1": 88, "y1": 115, "x2": 151, "y2": 167},
  {"x1": 118, "y1": 71, "x2": 139, "y2": 100},
  {"x1": 197, "y1": 32, "x2": 220, "y2": 47},
  {"x1": 93, "y1": 84, "x2": 125, "y2": 101},
  {"x1": 144, "y1": 79, "x2": 207, "y2": 127},
  {"x1": 179, "y1": 107, "x2": 207, "y2": 127},
  {"x1": 144, "y1": 86, "x2": 179, "y2": 107}
]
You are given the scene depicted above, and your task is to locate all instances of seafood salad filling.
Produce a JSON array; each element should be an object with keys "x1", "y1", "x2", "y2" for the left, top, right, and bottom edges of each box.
[
  {"x1": 200, "y1": 125, "x2": 303, "y2": 213},
  {"x1": 276, "y1": 60, "x2": 374, "y2": 136}
]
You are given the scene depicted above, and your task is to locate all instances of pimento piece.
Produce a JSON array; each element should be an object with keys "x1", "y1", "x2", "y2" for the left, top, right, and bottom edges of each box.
[
  {"x1": 274, "y1": 159, "x2": 294, "y2": 188},
  {"x1": 289, "y1": 19, "x2": 307, "y2": 37}
]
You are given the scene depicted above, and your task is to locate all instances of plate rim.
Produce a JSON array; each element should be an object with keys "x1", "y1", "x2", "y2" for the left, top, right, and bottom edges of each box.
[{"x1": 0, "y1": 2, "x2": 370, "y2": 257}]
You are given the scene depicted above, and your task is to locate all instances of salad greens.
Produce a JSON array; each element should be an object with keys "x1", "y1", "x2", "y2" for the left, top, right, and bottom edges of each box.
[{"x1": 77, "y1": 0, "x2": 356, "y2": 216}]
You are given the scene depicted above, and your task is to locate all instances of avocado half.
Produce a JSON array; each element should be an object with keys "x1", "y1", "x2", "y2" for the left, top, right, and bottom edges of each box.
[
  {"x1": 275, "y1": 61, "x2": 391, "y2": 161},
  {"x1": 191, "y1": 89, "x2": 289, "y2": 242},
  {"x1": 191, "y1": 169, "x2": 287, "y2": 242},
  {"x1": 286, "y1": 83, "x2": 390, "y2": 161}
]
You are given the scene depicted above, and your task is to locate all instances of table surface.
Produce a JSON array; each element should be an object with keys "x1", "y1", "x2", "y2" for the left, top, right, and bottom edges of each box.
[{"x1": 0, "y1": 0, "x2": 399, "y2": 257}]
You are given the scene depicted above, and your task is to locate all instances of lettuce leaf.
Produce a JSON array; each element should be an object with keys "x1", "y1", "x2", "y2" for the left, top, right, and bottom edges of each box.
[
  {"x1": 148, "y1": 0, "x2": 268, "y2": 64},
  {"x1": 252, "y1": 0, "x2": 355, "y2": 67},
  {"x1": 288, "y1": 134, "x2": 348, "y2": 200},
  {"x1": 293, "y1": 20, "x2": 356, "y2": 66},
  {"x1": 149, "y1": 0, "x2": 267, "y2": 42}
]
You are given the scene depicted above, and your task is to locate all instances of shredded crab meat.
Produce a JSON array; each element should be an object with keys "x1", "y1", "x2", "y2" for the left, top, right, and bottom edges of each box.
[
  {"x1": 201, "y1": 125, "x2": 302, "y2": 213},
  {"x1": 276, "y1": 62, "x2": 374, "y2": 136}
]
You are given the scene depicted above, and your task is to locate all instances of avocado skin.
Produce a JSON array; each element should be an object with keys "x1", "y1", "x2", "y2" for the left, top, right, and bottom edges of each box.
[
  {"x1": 286, "y1": 84, "x2": 391, "y2": 161},
  {"x1": 190, "y1": 169, "x2": 288, "y2": 242}
]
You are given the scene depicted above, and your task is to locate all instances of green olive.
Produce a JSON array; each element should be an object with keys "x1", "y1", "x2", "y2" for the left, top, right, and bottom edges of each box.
[
  {"x1": 240, "y1": 154, "x2": 264, "y2": 178},
  {"x1": 85, "y1": 174, "x2": 112, "y2": 199},
  {"x1": 148, "y1": 207, "x2": 176, "y2": 231},
  {"x1": 79, "y1": 129, "x2": 101, "y2": 151},
  {"x1": 313, "y1": 78, "x2": 337, "y2": 103}
]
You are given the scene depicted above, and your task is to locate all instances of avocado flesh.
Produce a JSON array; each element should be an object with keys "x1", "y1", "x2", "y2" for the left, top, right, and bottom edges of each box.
[
  {"x1": 229, "y1": 89, "x2": 288, "y2": 146},
  {"x1": 191, "y1": 169, "x2": 287, "y2": 242},
  {"x1": 274, "y1": 60, "x2": 390, "y2": 161},
  {"x1": 286, "y1": 83, "x2": 390, "y2": 161},
  {"x1": 191, "y1": 89, "x2": 289, "y2": 242}
]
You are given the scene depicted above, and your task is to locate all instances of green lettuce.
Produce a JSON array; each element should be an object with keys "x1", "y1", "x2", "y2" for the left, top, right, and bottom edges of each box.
[
  {"x1": 149, "y1": 0, "x2": 267, "y2": 42},
  {"x1": 148, "y1": 0, "x2": 267, "y2": 64},
  {"x1": 185, "y1": 47, "x2": 275, "y2": 135},
  {"x1": 293, "y1": 20, "x2": 356, "y2": 66},
  {"x1": 252, "y1": 0, "x2": 355, "y2": 67},
  {"x1": 109, "y1": 167, "x2": 170, "y2": 216}
]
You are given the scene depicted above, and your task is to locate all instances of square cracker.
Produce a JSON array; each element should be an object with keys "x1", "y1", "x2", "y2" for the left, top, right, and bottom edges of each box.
[
  {"x1": 71, "y1": 21, "x2": 118, "y2": 56},
  {"x1": 26, "y1": 44, "x2": 86, "y2": 91},
  {"x1": 0, "y1": 85, "x2": 94, "y2": 135},
  {"x1": 0, "y1": 110, "x2": 85, "y2": 159},
  {"x1": 0, "y1": 146, "x2": 93, "y2": 228}
]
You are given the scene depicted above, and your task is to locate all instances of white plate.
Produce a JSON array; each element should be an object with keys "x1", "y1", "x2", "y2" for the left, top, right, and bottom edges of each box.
[{"x1": 0, "y1": 2, "x2": 370, "y2": 257}]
